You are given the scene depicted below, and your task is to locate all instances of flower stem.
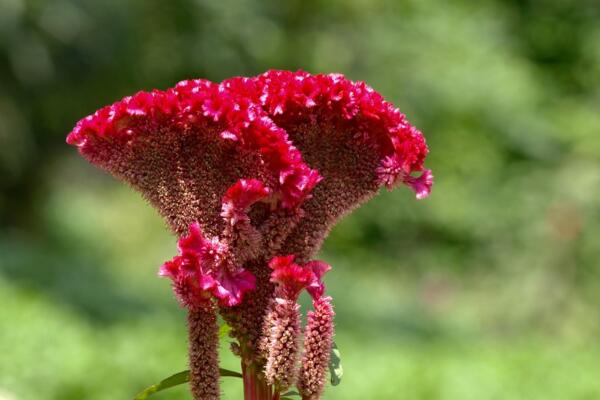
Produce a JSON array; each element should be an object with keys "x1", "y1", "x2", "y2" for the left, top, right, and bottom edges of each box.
[{"x1": 242, "y1": 360, "x2": 278, "y2": 400}]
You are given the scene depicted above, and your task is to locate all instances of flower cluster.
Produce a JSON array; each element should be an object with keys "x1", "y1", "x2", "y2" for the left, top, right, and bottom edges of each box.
[
  {"x1": 67, "y1": 70, "x2": 432, "y2": 400},
  {"x1": 268, "y1": 255, "x2": 330, "y2": 301},
  {"x1": 261, "y1": 256, "x2": 331, "y2": 392},
  {"x1": 159, "y1": 221, "x2": 256, "y2": 309}
]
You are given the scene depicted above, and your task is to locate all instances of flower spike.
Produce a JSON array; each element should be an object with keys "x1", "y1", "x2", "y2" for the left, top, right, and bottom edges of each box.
[
  {"x1": 261, "y1": 298, "x2": 301, "y2": 391},
  {"x1": 188, "y1": 306, "x2": 221, "y2": 400},
  {"x1": 297, "y1": 296, "x2": 335, "y2": 400}
]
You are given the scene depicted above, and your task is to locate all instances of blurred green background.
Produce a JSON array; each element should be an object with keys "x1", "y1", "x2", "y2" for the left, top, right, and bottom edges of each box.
[{"x1": 1, "y1": 0, "x2": 600, "y2": 399}]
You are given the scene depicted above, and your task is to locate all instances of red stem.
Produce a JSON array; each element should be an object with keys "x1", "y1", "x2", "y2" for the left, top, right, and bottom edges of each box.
[{"x1": 242, "y1": 360, "x2": 279, "y2": 400}]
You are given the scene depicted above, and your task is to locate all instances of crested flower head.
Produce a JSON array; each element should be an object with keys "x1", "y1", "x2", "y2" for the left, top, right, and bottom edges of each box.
[{"x1": 67, "y1": 70, "x2": 431, "y2": 259}]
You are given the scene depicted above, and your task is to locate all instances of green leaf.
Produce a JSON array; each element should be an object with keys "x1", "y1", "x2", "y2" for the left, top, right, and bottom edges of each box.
[
  {"x1": 133, "y1": 368, "x2": 242, "y2": 399},
  {"x1": 282, "y1": 390, "x2": 300, "y2": 397},
  {"x1": 219, "y1": 321, "x2": 231, "y2": 338},
  {"x1": 219, "y1": 368, "x2": 243, "y2": 378},
  {"x1": 133, "y1": 370, "x2": 190, "y2": 400},
  {"x1": 329, "y1": 341, "x2": 343, "y2": 386}
]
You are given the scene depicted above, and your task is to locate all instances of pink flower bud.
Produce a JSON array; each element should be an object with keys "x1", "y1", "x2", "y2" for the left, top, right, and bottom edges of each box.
[
  {"x1": 260, "y1": 298, "x2": 301, "y2": 391},
  {"x1": 297, "y1": 296, "x2": 335, "y2": 400},
  {"x1": 268, "y1": 256, "x2": 330, "y2": 301}
]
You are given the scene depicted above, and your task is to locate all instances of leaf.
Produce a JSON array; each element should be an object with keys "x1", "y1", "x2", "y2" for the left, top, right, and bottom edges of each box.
[
  {"x1": 282, "y1": 390, "x2": 300, "y2": 397},
  {"x1": 219, "y1": 321, "x2": 231, "y2": 338},
  {"x1": 133, "y1": 370, "x2": 189, "y2": 400},
  {"x1": 133, "y1": 368, "x2": 242, "y2": 399},
  {"x1": 329, "y1": 341, "x2": 343, "y2": 386},
  {"x1": 219, "y1": 368, "x2": 243, "y2": 378}
]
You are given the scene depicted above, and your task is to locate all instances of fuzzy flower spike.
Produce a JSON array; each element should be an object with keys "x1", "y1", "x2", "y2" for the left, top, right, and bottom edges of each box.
[
  {"x1": 67, "y1": 70, "x2": 432, "y2": 400},
  {"x1": 297, "y1": 266, "x2": 334, "y2": 400},
  {"x1": 259, "y1": 255, "x2": 331, "y2": 392}
]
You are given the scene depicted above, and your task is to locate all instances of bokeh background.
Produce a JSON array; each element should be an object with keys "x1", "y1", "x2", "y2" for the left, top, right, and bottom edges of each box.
[{"x1": 1, "y1": 0, "x2": 600, "y2": 399}]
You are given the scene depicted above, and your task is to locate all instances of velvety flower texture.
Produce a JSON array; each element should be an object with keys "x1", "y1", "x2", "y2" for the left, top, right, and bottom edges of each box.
[
  {"x1": 67, "y1": 70, "x2": 432, "y2": 400},
  {"x1": 188, "y1": 306, "x2": 220, "y2": 400}
]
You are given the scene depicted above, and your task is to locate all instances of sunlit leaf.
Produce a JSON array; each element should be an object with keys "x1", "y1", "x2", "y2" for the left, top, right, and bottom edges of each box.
[
  {"x1": 219, "y1": 321, "x2": 231, "y2": 338},
  {"x1": 133, "y1": 370, "x2": 189, "y2": 400},
  {"x1": 329, "y1": 341, "x2": 343, "y2": 386},
  {"x1": 133, "y1": 368, "x2": 242, "y2": 399}
]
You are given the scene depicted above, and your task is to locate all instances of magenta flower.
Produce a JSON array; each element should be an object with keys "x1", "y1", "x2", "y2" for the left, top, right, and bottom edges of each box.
[
  {"x1": 67, "y1": 70, "x2": 432, "y2": 400},
  {"x1": 221, "y1": 179, "x2": 271, "y2": 226},
  {"x1": 159, "y1": 221, "x2": 256, "y2": 308},
  {"x1": 268, "y1": 255, "x2": 330, "y2": 301}
]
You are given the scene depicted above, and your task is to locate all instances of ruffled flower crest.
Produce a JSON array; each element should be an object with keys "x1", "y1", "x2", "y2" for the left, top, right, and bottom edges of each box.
[
  {"x1": 67, "y1": 70, "x2": 431, "y2": 253},
  {"x1": 376, "y1": 153, "x2": 433, "y2": 198}
]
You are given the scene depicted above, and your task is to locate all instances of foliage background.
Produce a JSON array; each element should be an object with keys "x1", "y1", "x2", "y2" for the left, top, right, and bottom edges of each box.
[{"x1": 1, "y1": 0, "x2": 599, "y2": 399}]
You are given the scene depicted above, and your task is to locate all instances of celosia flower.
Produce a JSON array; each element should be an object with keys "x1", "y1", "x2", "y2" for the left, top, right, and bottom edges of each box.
[
  {"x1": 67, "y1": 70, "x2": 432, "y2": 400},
  {"x1": 67, "y1": 70, "x2": 431, "y2": 249}
]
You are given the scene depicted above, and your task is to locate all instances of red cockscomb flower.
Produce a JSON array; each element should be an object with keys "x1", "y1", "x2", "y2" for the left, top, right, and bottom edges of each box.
[{"x1": 67, "y1": 70, "x2": 432, "y2": 400}]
